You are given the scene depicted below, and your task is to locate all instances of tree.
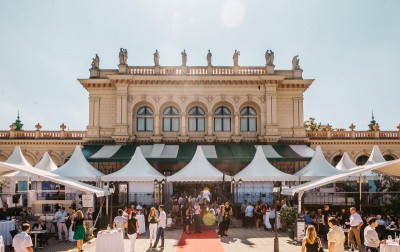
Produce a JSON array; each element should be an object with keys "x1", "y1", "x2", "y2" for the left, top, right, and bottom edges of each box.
[
  {"x1": 375, "y1": 175, "x2": 400, "y2": 214},
  {"x1": 304, "y1": 117, "x2": 322, "y2": 132}
]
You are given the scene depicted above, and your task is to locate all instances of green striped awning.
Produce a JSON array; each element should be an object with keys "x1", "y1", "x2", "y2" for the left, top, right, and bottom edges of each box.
[{"x1": 83, "y1": 143, "x2": 313, "y2": 163}]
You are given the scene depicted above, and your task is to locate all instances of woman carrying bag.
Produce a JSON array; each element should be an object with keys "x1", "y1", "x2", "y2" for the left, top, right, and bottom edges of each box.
[
  {"x1": 301, "y1": 225, "x2": 323, "y2": 252},
  {"x1": 127, "y1": 212, "x2": 140, "y2": 252},
  {"x1": 73, "y1": 210, "x2": 86, "y2": 252}
]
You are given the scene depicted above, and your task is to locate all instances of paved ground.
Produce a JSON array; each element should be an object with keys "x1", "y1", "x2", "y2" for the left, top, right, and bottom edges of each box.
[{"x1": 5, "y1": 228, "x2": 331, "y2": 252}]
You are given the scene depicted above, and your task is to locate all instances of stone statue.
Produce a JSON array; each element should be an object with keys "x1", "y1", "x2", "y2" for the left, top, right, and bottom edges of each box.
[
  {"x1": 292, "y1": 55, "x2": 301, "y2": 70},
  {"x1": 91, "y1": 54, "x2": 100, "y2": 69},
  {"x1": 119, "y1": 48, "x2": 128, "y2": 65},
  {"x1": 207, "y1": 50, "x2": 212, "y2": 66},
  {"x1": 154, "y1": 49, "x2": 160, "y2": 66},
  {"x1": 233, "y1": 49, "x2": 240, "y2": 66},
  {"x1": 265, "y1": 50, "x2": 274, "y2": 66},
  {"x1": 181, "y1": 49, "x2": 187, "y2": 66}
]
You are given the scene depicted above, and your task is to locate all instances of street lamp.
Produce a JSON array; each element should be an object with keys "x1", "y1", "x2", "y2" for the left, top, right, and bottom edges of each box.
[
  {"x1": 273, "y1": 181, "x2": 280, "y2": 252},
  {"x1": 109, "y1": 183, "x2": 115, "y2": 226},
  {"x1": 154, "y1": 179, "x2": 165, "y2": 205}
]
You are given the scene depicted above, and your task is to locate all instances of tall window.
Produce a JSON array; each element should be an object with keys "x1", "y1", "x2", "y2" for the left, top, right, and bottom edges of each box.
[
  {"x1": 188, "y1": 107, "x2": 205, "y2": 131},
  {"x1": 240, "y1": 107, "x2": 257, "y2": 131},
  {"x1": 163, "y1": 106, "x2": 179, "y2": 132},
  {"x1": 214, "y1": 106, "x2": 231, "y2": 131},
  {"x1": 137, "y1": 106, "x2": 153, "y2": 131}
]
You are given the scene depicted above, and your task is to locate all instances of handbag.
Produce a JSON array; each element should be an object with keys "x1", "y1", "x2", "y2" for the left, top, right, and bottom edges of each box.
[
  {"x1": 71, "y1": 222, "x2": 76, "y2": 232},
  {"x1": 317, "y1": 237, "x2": 324, "y2": 252}
]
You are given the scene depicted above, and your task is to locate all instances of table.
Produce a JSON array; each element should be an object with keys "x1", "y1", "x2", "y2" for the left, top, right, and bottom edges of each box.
[
  {"x1": 264, "y1": 211, "x2": 282, "y2": 230},
  {"x1": 96, "y1": 229, "x2": 124, "y2": 252},
  {"x1": 137, "y1": 215, "x2": 146, "y2": 234},
  {"x1": 381, "y1": 241, "x2": 400, "y2": 252},
  {"x1": 0, "y1": 220, "x2": 16, "y2": 246},
  {"x1": 30, "y1": 230, "x2": 47, "y2": 249}
]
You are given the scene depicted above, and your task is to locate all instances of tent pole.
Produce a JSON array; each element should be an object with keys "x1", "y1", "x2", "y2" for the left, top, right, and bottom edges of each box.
[
  {"x1": 359, "y1": 175, "x2": 362, "y2": 211},
  {"x1": 298, "y1": 191, "x2": 304, "y2": 214},
  {"x1": 105, "y1": 196, "x2": 109, "y2": 216}
]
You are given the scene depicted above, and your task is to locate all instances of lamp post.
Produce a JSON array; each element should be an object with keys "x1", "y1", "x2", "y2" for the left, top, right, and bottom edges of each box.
[
  {"x1": 108, "y1": 183, "x2": 115, "y2": 226},
  {"x1": 154, "y1": 179, "x2": 166, "y2": 205},
  {"x1": 273, "y1": 181, "x2": 280, "y2": 252}
]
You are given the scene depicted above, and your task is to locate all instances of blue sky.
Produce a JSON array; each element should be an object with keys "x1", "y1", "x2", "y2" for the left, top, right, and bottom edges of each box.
[{"x1": 0, "y1": 0, "x2": 399, "y2": 131}]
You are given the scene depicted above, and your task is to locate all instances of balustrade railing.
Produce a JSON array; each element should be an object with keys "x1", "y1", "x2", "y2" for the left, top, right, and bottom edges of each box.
[
  {"x1": 0, "y1": 130, "x2": 85, "y2": 139},
  {"x1": 128, "y1": 66, "x2": 267, "y2": 76},
  {"x1": 307, "y1": 131, "x2": 400, "y2": 140}
]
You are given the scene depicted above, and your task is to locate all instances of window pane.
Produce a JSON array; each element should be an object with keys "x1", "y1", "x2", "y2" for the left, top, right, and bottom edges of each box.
[
  {"x1": 189, "y1": 108, "x2": 196, "y2": 115},
  {"x1": 171, "y1": 107, "x2": 179, "y2": 115},
  {"x1": 137, "y1": 118, "x2": 145, "y2": 131},
  {"x1": 145, "y1": 107, "x2": 153, "y2": 115},
  {"x1": 223, "y1": 118, "x2": 231, "y2": 131},
  {"x1": 240, "y1": 108, "x2": 247, "y2": 115},
  {"x1": 197, "y1": 108, "x2": 205, "y2": 115},
  {"x1": 189, "y1": 118, "x2": 196, "y2": 131},
  {"x1": 249, "y1": 118, "x2": 256, "y2": 131},
  {"x1": 163, "y1": 118, "x2": 171, "y2": 131},
  {"x1": 172, "y1": 118, "x2": 179, "y2": 131},
  {"x1": 163, "y1": 107, "x2": 171, "y2": 115},
  {"x1": 240, "y1": 118, "x2": 248, "y2": 131},
  {"x1": 222, "y1": 107, "x2": 231, "y2": 115},
  {"x1": 137, "y1": 107, "x2": 145, "y2": 115},
  {"x1": 215, "y1": 118, "x2": 222, "y2": 131},
  {"x1": 215, "y1": 107, "x2": 222, "y2": 115},
  {"x1": 249, "y1": 108, "x2": 256, "y2": 115},
  {"x1": 197, "y1": 118, "x2": 205, "y2": 131},
  {"x1": 146, "y1": 118, "x2": 154, "y2": 131}
]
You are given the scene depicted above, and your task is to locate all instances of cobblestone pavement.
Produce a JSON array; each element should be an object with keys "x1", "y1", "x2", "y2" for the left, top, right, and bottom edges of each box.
[{"x1": 5, "y1": 228, "x2": 331, "y2": 252}]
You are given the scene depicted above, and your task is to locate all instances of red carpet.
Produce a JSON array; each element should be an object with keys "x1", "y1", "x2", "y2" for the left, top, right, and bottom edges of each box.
[{"x1": 177, "y1": 229, "x2": 224, "y2": 252}]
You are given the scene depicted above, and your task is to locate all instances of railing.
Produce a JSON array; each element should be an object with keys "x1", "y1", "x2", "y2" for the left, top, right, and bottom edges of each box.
[
  {"x1": 0, "y1": 130, "x2": 86, "y2": 139},
  {"x1": 36, "y1": 192, "x2": 76, "y2": 201},
  {"x1": 128, "y1": 66, "x2": 268, "y2": 76},
  {"x1": 234, "y1": 192, "x2": 274, "y2": 205},
  {"x1": 307, "y1": 131, "x2": 400, "y2": 140},
  {"x1": 128, "y1": 193, "x2": 154, "y2": 206}
]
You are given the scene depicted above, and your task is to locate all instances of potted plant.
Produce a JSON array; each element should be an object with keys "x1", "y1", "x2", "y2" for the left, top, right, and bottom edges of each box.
[{"x1": 279, "y1": 207, "x2": 299, "y2": 239}]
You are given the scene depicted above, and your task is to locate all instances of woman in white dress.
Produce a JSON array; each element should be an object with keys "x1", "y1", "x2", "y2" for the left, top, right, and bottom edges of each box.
[{"x1": 202, "y1": 187, "x2": 211, "y2": 203}]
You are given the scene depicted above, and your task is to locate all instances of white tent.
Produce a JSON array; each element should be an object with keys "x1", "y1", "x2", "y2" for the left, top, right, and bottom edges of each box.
[
  {"x1": 102, "y1": 147, "x2": 164, "y2": 182},
  {"x1": 294, "y1": 146, "x2": 343, "y2": 181},
  {"x1": 4, "y1": 146, "x2": 33, "y2": 180},
  {"x1": 282, "y1": 159, "x2": 400, "y2": 196},
  {"x1": 168, "y1": 146, "x2": 231, "y2": 182},
  {"x1": 234, "y1": 146, "x2": 298, "y2": 182},
  {"x1": 34, "y1": 152, "x2": 58, "y2": 172},
  {"x1": 53, "y1": 145, "x2": 104, "y2": 181},
  {"x1": 0, "y1": 162, "x2": 108, "y2": 197},
  {"x1": 335, "y1": 152, "x2": 357, "y2": 171},
  {"x1": 350, "y1": 145, "x2": 386, "y2": 180}
]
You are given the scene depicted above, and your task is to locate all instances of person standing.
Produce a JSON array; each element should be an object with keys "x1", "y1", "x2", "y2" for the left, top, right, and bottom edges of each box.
[
  {"x1": 269, "y1": 205, "x2": 276, "y2": 231},
  {"x1": 185, "y1": 204, "x2": 192, "y2": 234},
  {"x1": 13, "y1": 223, "x2": 33, "y2": 252},
  {"x1": 322, "y1": 205, "x2": 331, "y2": 240},
  {"x1": 301, "y1": 225, "x2": 321, "y2": 252},
  {"x1": 152, "y1": 205, "x2": 166, "y2": 249},
  {"x1": 364, "y1": 217, "x2": 386, "y2": 252},
  {"x1": 148, "y1": 207, "x2": 159, "y2": 248},
  {"x1": 68, "y1": 207, "x2": 77, "y2": 242},
  {"x1": 73, "y1": 210, "x2": 86, "y2": 252},
  {"x1": 244, "y1": 203, "x2": 254, "y2": 229},
  {"x1": 240, "y1": 200, "x2": 248, "y2": 228},
  {"x1": 113, "y1": 209, "x2": 128, "y2": 238},
  {"x1": 349, "y1": 207, "x2": 363, "y2": 250},
  {"x1": 54, "y1": 207, "x2": 68, "y2": 242},
  {"x1": 217, "y1": 205, "x2": 225, "y2": 237},
  {"x1": 223, "y1": 201, "x2": 233, "y2": 236},
  {"x1": 193, "y1": 201, "x2": 201, "y2": 233},
  {"x1": 254, "y1": 201, "x2": 263, "y2": 230},
  {"x1": 127, "y1": 212, "x2": 140, "y2": 252},
  {"x1": 327, "y1": 217, "x2": 346, "y2": 252}
]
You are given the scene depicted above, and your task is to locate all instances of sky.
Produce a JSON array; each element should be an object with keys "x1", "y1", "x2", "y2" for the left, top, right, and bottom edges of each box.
[{"x1": 0, "y1": 0, "x2": 399, "y2": 131}]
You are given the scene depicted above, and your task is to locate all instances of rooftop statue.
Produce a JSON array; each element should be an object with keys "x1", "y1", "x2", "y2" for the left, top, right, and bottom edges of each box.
[
  {"x1": 91, "y1": 54, "x2": 100, "y2": 69},
  {"x1": 292, "y1": 55, "x2": 301, "y2": 70},
  {"x1": 207, "y1": 50, "x2": 212, "y2": 66},
  {"x1": 265, "y1": 50, "x2": 274, "y2": 66},
  {"x1": 154, "y1": 49, "x2": 160, "y2": 66},
  {"x1": 181, "y1": 49, "x2": 187, "y2": 66},
  {"x1": 119, "y1": 48, "x2": 128, "y2": 65},
  {"x1": 233, "y1": 49, "x2": 240, "y2": 66}
]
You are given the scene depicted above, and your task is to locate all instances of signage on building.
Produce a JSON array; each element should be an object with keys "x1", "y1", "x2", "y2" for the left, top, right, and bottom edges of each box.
[{"x1": 82, "y1": 194, "x2": 94, "y2": 208}]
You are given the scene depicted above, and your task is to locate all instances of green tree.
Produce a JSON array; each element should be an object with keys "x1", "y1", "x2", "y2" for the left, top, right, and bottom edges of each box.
[{"x1": 304, "y1": 117, "x2": 322, "y2": 132}]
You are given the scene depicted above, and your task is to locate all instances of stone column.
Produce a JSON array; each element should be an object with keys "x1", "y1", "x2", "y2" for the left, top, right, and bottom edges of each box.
[
  {"x1": 207, "y1": 113, "x2": 213, "y2": 135},
  {"x1": 234, "y1": 112, "x2": 239, "y2": 136},
  {"x1": 154, "y1": 113, "x2": 160, "y2": 136},
  {"x1": 181, "y1": 113, "x2": 187, "y2": 136}
]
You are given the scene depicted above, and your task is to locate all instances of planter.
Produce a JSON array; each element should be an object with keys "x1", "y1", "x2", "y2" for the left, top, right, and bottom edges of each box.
[{"x1": 288, "y1": 229, "x2": 294, "y2": 240}]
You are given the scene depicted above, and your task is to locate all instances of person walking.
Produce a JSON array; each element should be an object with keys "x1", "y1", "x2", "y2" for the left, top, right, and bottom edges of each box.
[
  {"x1": 193, "y1": 201, "x2": 202, "y2": 233},
  {"x1": 223, "y1": 201, "x2": 233, "y2": 236},
  {"x1": 73, "y1": 210, "x2": 86, "y2": 252},
  {"x1": 217, "y1": 205, "x2": 225, "y2": 237},
  {"x1": 301, "y1": 225, "x2": 322, "y2": 252},
  {"x1": 68, "y1": 207, "x2": 77, "y2": 242},
  {"x1": 185, "y1": 204, "x2": 192, "y2": 234},
  {"x1": 54, "y1": 207, "x2": 68, "y2": 242},
  {"x1": 364, "y1": 217, "x2": 386, "y2": 252},
  {"x1": 127, "y1": 211, "x2": 140, "y2": 252},
  {"x1": 148, "y1": 207, "x2": 159, "y2": 248},
  {"x1": 322, "y1": 205, "x2": 331, "y2": 241},
  {"x1": 349, "y1": 207, "x2": 363, "y2": 251},
  {"x1": 327, "y1": 217, "x2": 346, "y2": 252},
  {"x1": 152, "y1": 205, "x2": 166, "y2": 249}
]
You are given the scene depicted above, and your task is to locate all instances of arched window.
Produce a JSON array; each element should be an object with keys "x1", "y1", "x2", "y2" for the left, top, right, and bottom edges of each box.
[
  {"x1": 163, "y1": 106, "x2": 179, "y2": 132},
  {"x1": 214, "y1": 106, "x2": 231, "y2": 131},
  {"x1": 384, "y1": 155, "x2": 396, "y2": 161},
  {"x1": 188, "y1": 107, "x2": 205, "y2": 131},
  {"x1": 331, "y1": 155, "x2": 343, "y2": 167},
  {"x1": 240, "y1": 107, "x2": 257, "y2": 131},
  {"x1": 137, "y1": 106, "x2": 154, "y2": 131},
  {"x1": 356, "y1": 155, "x2": 369, "y2": 166}
]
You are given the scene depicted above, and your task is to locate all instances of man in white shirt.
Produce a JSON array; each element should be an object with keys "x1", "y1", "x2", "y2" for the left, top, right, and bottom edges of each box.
[
  {"x1": 13, "y1": 223, "x2": 33, "y2": 252},
  {"x1": 114, "y1": 209, "x2": 128, "y2": 238},
  {"x1": 54, "y1": 207, "x2": 68, "y2": 242},
  {"x1": 349, "y1": 207, "x2": 363, "y2": 250},
  {"x1": 152, "y1": 205, "x2": 166, "y2": 249},
  {"x1": 193, "y1": 201, "x2": 202, "y2": 233},
  {"x1": 364, "y1": 217, "x2": 386, "y2": 252},
  {"x1": 327, "y1": 217, "x2": 346, "y2": 252},
  {"x1": 245, "y1": 203, "x2": 254, "y2": 229}
]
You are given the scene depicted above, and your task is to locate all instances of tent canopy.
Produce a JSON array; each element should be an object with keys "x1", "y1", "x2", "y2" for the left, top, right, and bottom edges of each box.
[
  {"x1": 351, "y1": 145, "x2": 385, "y2": 179},
  {"x1": 294, "y1": 146, "x2": 343, "y2": 180},
  {"x1": 336, "y1": 152, "x2": 357, "y2": 171},
  {"x1": 168, "y1": 146, "x2": 231, "y2": 182},
  {"x1": 0, "y1": 162, "x2": 108, "y2": 197},
  {"x1": 35, "y1": 152, "x2": 58, "y2": 172},
  {"x1": 234, "y1": 146, "x2": 298, "y2": 182},
  {"x1": 102, "y1": 147, "x2": 164, "y2": 182},
  {"x1": 282, "y1": 159, "x2": 400, "y2": 196},
  {"x1": 53, "y1": 145, "x2": 104, "y2": 181},
  {"x1": 4, "y1": 146, "x2": 33, "y2": 180}
]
